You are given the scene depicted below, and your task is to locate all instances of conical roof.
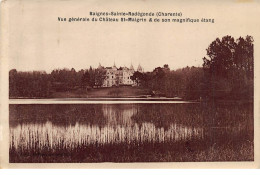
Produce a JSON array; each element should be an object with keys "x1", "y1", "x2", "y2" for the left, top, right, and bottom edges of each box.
[
  {"x1": 98, "y1": 63, "x2": 103, "y2": 69},
  {"x1": 112, "y1": 61, "x2": 117, "y2": 70},
  {"x1": 130, "y1": 64, "x2": 134, "y2": 70},
  {"x1": 137, "y1": 64, "x2": 143, "y2": 72}
]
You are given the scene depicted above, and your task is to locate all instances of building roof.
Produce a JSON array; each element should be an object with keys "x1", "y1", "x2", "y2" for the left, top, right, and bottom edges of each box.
[
  {"x1": 130, "y1": 64, "x2": 134, "y2": 70},
  {"x1": 137, "y1": 64, "x2": 143, "y2": 71},
  {"x1": 103, "y1": 64, "x2": 142, "y2": 72}
]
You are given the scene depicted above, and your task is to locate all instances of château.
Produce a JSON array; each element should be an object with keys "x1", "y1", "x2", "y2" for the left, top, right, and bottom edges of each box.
[{"x1": 99, "y1": 63, "x2": 144, "y2": 87}]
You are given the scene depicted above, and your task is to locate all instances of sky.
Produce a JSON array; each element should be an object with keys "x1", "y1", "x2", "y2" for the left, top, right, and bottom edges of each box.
[{"x1": 6, "y1": 0, "x2": 260, "y2": 72}]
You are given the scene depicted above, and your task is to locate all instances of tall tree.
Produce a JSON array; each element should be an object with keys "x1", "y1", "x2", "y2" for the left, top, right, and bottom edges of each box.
[
  {"x1": 81, "y1": 71, "x2": 91, "y2": 90},
  {"x1": 94, "y1": 67, "x2": 106, "y2": 87},
  {"x1": 202, "y1": 35, "x2": 254, "y2": 100}
]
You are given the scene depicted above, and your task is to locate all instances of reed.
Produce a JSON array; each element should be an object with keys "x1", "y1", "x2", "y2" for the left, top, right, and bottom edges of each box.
[
  {"x1": 9, "y1": 103, "x2": 253, "y2": 162},
  {"x1": 10, "y1": 122, "x2": 203, "y2": 152}
]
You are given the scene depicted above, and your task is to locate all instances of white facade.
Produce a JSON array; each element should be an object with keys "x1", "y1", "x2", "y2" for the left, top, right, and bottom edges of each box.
[{"x1": 101, "y1": 64, "x2": 143, "y2": 87}]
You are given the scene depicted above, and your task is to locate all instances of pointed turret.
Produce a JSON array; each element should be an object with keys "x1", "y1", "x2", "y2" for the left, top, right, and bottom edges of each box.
[
  {"x1": 130, "y1": 63, "x2": 134, "y2": 71},
  {"x1": 137, "y1": 64, "x2": 143, "y2": 72},
  {"x1": 98, "y1": 63, "x2": 103, "y2": 69},
  {"x1": 112, "y1": 61, "x2": 117, "y2": 70}
]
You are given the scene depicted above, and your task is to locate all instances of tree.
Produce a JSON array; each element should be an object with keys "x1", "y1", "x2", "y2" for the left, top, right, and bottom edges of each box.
[
  {"x1": 131, "y1": 71, "x2": 144, "y2": 86},
  {"x1": 202, "y1": 35, "x2": 254, "y2": 100},
  {"x1": 203, "y1": 36, "x2": 237, "y2": 78},
  {"x1": 235, "y1": 36, "x2": 254, "y2": 79},
  {"x1": 163, "y1": 64, "x2": 170, "y2": 72},
  {"x1": 94, "y1": 67, "x2": 106, "y2": 87},
  {"x1": 9, "y1": 69, "x2": 18, "y2": 97},
  {"x1": 81, "y1": 71, "x2": 91, "y2": 90}
]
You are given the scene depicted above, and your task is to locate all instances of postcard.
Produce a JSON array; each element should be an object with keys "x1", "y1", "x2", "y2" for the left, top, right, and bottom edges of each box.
[{"x1": 0, "y1": 0, "x2": 259, "y2": 169}]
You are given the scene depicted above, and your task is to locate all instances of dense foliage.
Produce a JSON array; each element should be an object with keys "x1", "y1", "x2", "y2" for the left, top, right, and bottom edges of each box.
[
  {"x1": 203, "y1": 35, "x2": 253, "y2": 100},
  {"x1": 131, "y1": 35, "x2": 254, "y2": 100},
  {"x1": 9, "y1": 67, "x2": 106, "y2": 98},
  {"x1": 9, "y1": 35, "x2": 253, "y2": 100}
]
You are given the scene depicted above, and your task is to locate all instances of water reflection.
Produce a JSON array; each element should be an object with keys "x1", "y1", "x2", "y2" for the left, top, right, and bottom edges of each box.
[
  {"x1": 102, "y1": 104, "x2": 137, "y2": 126},
  {"x1": 10, "y1": 104, "x2": 204, "y2": 150},
  {"x1": 9, "y1": 103, "x2": 253, "y2": 162}
]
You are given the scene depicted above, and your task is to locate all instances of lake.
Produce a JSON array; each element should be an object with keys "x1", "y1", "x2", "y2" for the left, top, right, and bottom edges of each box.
[{"x1": 9, "y1": 102, "x2": 254, "y2": 162}]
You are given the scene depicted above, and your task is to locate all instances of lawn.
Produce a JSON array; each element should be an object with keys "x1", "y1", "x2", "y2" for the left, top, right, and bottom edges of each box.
[{"x1": 51, "y1": 86, "x2": 152, "y2": 98}]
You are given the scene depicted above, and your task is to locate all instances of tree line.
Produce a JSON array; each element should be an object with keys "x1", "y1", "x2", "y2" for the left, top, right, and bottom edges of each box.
[
  {"x1": 131, "y1": 35, "x2": 253, "y2": 100},
  {"x1": 130, "y1": 65, "x2": 206, "y2": 99},
  {"x1": 9, "y1": 35, "x2": 253, "y2": 100},
  {"x1": 9, "y1": 67, "x2": 107, "y2": 98}
]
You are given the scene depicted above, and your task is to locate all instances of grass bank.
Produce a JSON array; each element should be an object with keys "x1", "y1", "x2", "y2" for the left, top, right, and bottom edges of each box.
[{"x1": 50, "y1": 86, "x2": 152, "y2": 98}]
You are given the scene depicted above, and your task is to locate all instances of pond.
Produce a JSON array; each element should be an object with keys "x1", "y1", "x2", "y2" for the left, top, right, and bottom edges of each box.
[{"x1": 9, "y1": 102, "x2": 254, "y2": 162}]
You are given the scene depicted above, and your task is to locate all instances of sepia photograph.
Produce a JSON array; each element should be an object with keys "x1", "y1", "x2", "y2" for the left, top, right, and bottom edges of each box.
[
  {"x1": 1, "y1": 0, "x2": 260, "y2": 169},
  {"x1": 8, "y1": 35, "x2": 254, "y2": 162},
  {"x1": 9, "y1": 35, "x2": 254, "y2": 163}
]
